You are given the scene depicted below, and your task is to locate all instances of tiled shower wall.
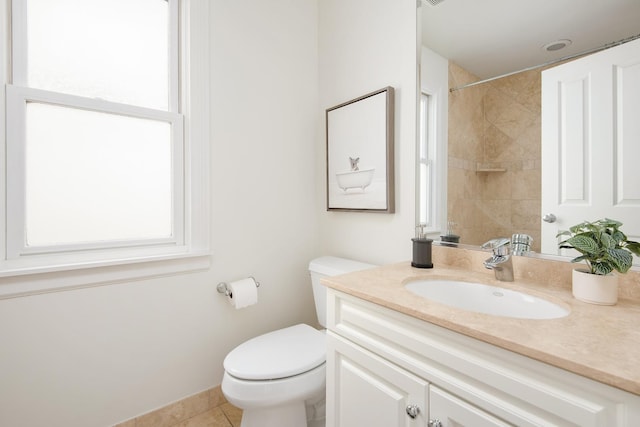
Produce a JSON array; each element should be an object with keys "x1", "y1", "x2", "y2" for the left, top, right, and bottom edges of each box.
[{"x1": 447, "y1": 62, "x2": 542, "y2": 251}]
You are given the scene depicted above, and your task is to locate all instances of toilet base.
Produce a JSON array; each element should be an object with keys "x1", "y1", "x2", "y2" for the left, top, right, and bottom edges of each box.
[
  {"x1": 239, "y1": 398, "x2": 325, "y2": 427},
  {"x1": 222, "y1": 363, "x2": 326, "y2": 427}
]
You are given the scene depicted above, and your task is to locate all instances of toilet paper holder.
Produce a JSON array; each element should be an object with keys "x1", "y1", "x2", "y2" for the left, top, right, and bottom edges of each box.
[{"x1": 217, "y1": 276, "x2": 260, "y2": 297}]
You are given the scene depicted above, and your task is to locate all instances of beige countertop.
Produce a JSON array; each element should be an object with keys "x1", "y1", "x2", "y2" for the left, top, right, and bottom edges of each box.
[{"x1": 322, "y1": 250, "x2": 640, "y2": 396}]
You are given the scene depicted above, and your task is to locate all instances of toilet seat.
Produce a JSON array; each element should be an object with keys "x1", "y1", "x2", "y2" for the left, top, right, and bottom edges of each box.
[{"x1": 224, "y1": 324, "x2": 326, "y2": 380}]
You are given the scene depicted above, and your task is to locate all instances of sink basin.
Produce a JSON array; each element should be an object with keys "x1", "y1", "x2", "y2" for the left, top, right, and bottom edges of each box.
[{"x1": 405, "y1": 280, "x2": 569, "y2": 319}]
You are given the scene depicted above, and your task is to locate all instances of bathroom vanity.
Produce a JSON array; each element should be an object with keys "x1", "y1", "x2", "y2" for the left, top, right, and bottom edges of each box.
[{"x1": 322, "y1": 251, "x2": 640, "y2": 427}]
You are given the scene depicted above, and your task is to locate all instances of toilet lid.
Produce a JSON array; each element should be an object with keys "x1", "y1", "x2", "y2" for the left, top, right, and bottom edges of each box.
[{"x1": 223, "y1": 324, "x2": 326, "y2": 380}]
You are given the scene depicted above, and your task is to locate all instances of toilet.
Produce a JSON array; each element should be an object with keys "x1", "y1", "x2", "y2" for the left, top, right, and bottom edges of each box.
[{"x1": 221, "y1": 256, "x2": 375, "y2": 427}]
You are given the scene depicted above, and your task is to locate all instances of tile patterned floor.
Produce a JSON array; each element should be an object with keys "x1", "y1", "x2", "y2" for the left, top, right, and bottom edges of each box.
[
  {"x1": 176, "y1": 403, "x2": 242, "y2": 427},
  {"x1": 113, "y1": 388, "x2": 242, "y2": 427}
]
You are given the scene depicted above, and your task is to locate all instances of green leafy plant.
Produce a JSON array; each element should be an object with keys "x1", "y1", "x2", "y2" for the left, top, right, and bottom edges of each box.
[{"x1": 557, "y1": 218, "x2": 640, "y2": 275}]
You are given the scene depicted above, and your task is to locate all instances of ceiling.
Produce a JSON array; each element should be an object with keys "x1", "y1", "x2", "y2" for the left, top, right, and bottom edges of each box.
[{"x1": 421, "y1": 0, "x2": 640, "y2": 79}]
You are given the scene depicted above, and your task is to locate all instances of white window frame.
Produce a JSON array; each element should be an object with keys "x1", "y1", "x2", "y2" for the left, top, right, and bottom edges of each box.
[
  {"x1": 418, "y1": 92, "x2": 432, "y2": 228},
  {"x1": 0, "y1": 0, "x2": 211, "y2": 298},
  {"x1": 418, "y1": 91, "x2": 442, "y2": 233},
  {"x1": 5, "y1": 85, "x2": 186, "y2": 257},
  {"x1": 10, "y1": 0, "x2": 181, "y2": 112}
]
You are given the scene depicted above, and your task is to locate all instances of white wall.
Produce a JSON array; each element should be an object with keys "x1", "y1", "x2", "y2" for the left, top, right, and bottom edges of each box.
[
  {"x1": 317, "y1": 0, "x2": 419, "y2": 265},
  {"x1": 0, "y1": 1, "x2": 420, "y2": 425},
  {"x1": 0, "y1": 1, "x2": 319, "y2": 426}
]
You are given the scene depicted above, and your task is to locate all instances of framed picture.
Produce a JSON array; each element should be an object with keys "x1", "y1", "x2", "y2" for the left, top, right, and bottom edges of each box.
[{"x1": 326, "y1": 87, "x2": 395, "y2": 212}]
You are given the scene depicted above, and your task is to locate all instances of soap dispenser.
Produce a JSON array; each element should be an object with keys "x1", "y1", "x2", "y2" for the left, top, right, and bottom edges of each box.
[{"x1": 411, "y1": 224, "x2": 433, "y2": 268}]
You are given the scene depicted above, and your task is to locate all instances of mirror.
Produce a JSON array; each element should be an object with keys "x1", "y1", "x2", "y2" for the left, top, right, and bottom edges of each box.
[{"x1": 418, "y1": 0, "x2": 640, "y2": 261}]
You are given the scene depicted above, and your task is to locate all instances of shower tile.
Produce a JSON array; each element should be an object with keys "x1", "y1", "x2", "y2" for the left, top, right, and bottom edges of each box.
[
  {"x1": 492, "y1": 102, "x2": 535, "y2": 140},
  {"x1": 484, "y1": 125, "x2": 520, "y2": 163},
  {"x1": 480, "y1": 170, "x2": 512, "y2": 200},
  {"x1": 448, "y1": 61, "x2": 549, "y2": 251},
  {"x1": 516, "y1": 75, "x2": 541, "y2": 114},
  {"x1": 483, "y1": 86, "x2": 512, "y2": 125},
  {"x1": 479, "y1": 199, "x2": 512, "y2": 229},
  {"x1": 515, "y1": 118, "x2": 541, "y2": 160},
  {"x1": 511, "y1": 169, "x2": 541, "y2": 200},
  {"x1": 512, "y1": 199, "x2": 541, "y2": 229}
]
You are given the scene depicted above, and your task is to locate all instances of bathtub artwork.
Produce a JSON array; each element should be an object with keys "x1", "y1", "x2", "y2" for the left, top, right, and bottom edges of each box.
[
  {"x1": 335, "y1": 157, "x2": 375, "y2": 191},
  {"x1": 326, "y1": 87, "x2": 395, "y2": 212}
]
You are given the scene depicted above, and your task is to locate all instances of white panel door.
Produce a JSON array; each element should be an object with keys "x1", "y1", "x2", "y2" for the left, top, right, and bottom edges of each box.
[
  {"x1": 541, "y1": 38, "x2": 640, "y2": 256},
  {"x1": 326, "y1": 332, "x2": 428, "y2": 427},
  {"x1": 429, "y1": 386, "x2": 513, "y2": 427}
]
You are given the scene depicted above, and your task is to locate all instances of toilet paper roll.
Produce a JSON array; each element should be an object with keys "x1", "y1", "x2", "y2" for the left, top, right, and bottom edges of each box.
[{"x1": 227, "y1": 277, "x2": 258, "y2": 309}]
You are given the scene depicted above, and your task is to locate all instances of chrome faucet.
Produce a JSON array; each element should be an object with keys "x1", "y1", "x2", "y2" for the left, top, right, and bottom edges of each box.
[{"x1": 482, "y1": 238, "x2": 514, "y2": 282}]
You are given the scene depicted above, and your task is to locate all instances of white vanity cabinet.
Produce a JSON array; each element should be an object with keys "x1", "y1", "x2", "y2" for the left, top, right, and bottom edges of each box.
[
  {"x1": 328, "y1": 333, "x2": 428, "y2": 426},
  {"x1": 328, "y1": 332, "x2": 509, "y2": 427},
  {"x1": 428, "y1": 385, "x2": 513, "y2": 426},
  {"x1": 325, "y1": 289, "x2": 640, "y2": 427}
]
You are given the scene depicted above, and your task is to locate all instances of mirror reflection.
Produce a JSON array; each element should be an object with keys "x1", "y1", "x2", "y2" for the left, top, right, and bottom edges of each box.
[{"x1": 418, "y1": 0, "x2": 640, "y2": 261}]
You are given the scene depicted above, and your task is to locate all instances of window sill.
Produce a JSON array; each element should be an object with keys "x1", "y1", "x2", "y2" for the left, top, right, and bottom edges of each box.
[{"x1": 0, "y1": 251, "x2": 211, "y2": 299}]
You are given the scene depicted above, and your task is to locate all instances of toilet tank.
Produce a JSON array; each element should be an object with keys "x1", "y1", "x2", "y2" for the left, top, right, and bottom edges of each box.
[{"x1": 308, "y1": 256, "x2": 376, "y2": 328}]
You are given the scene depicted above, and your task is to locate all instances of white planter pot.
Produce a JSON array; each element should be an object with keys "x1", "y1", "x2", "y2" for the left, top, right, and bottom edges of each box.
[{"x1": 572, "y1": 269, "x2": 618, "y2": 305}]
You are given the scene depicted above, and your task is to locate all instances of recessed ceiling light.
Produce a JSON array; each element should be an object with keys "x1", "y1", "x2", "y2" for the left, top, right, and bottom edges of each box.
[{"x1": 542, "y1": 39, "x2": 572, "y2": 52}]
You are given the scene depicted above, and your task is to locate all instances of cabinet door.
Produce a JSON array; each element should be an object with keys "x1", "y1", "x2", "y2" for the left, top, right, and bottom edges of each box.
[
  {"x1": 327, "y1": 332, "x2": 428, "y2": 427},
  {"x1": 429, "y1": 386, "x2": 513, "y2": 427}
]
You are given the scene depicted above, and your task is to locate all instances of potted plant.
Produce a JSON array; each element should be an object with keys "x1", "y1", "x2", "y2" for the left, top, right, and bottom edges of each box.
[{"x1": 557, "y1": 218, "x2": 640, "y2": 305}]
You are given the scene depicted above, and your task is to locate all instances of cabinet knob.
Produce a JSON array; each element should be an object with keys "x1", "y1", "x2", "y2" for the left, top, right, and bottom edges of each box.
[
  {"x1": 428, "y1": 420, "x2": 443, "y2": 427},
  {"x1": 405, "y1": 404, "x2": 420, "y2": 419},
  {"x1": 542, "y1": 213, "x2": 557, "y2": 223}
]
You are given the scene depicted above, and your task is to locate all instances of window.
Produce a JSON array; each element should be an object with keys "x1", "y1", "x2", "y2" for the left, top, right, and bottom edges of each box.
[
  {"x1": 0, "y1": 0, "x2": 210, "y2": 296},
  {"x1": 418, "y1": 92, "x2": 436, "y2": 229}
]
